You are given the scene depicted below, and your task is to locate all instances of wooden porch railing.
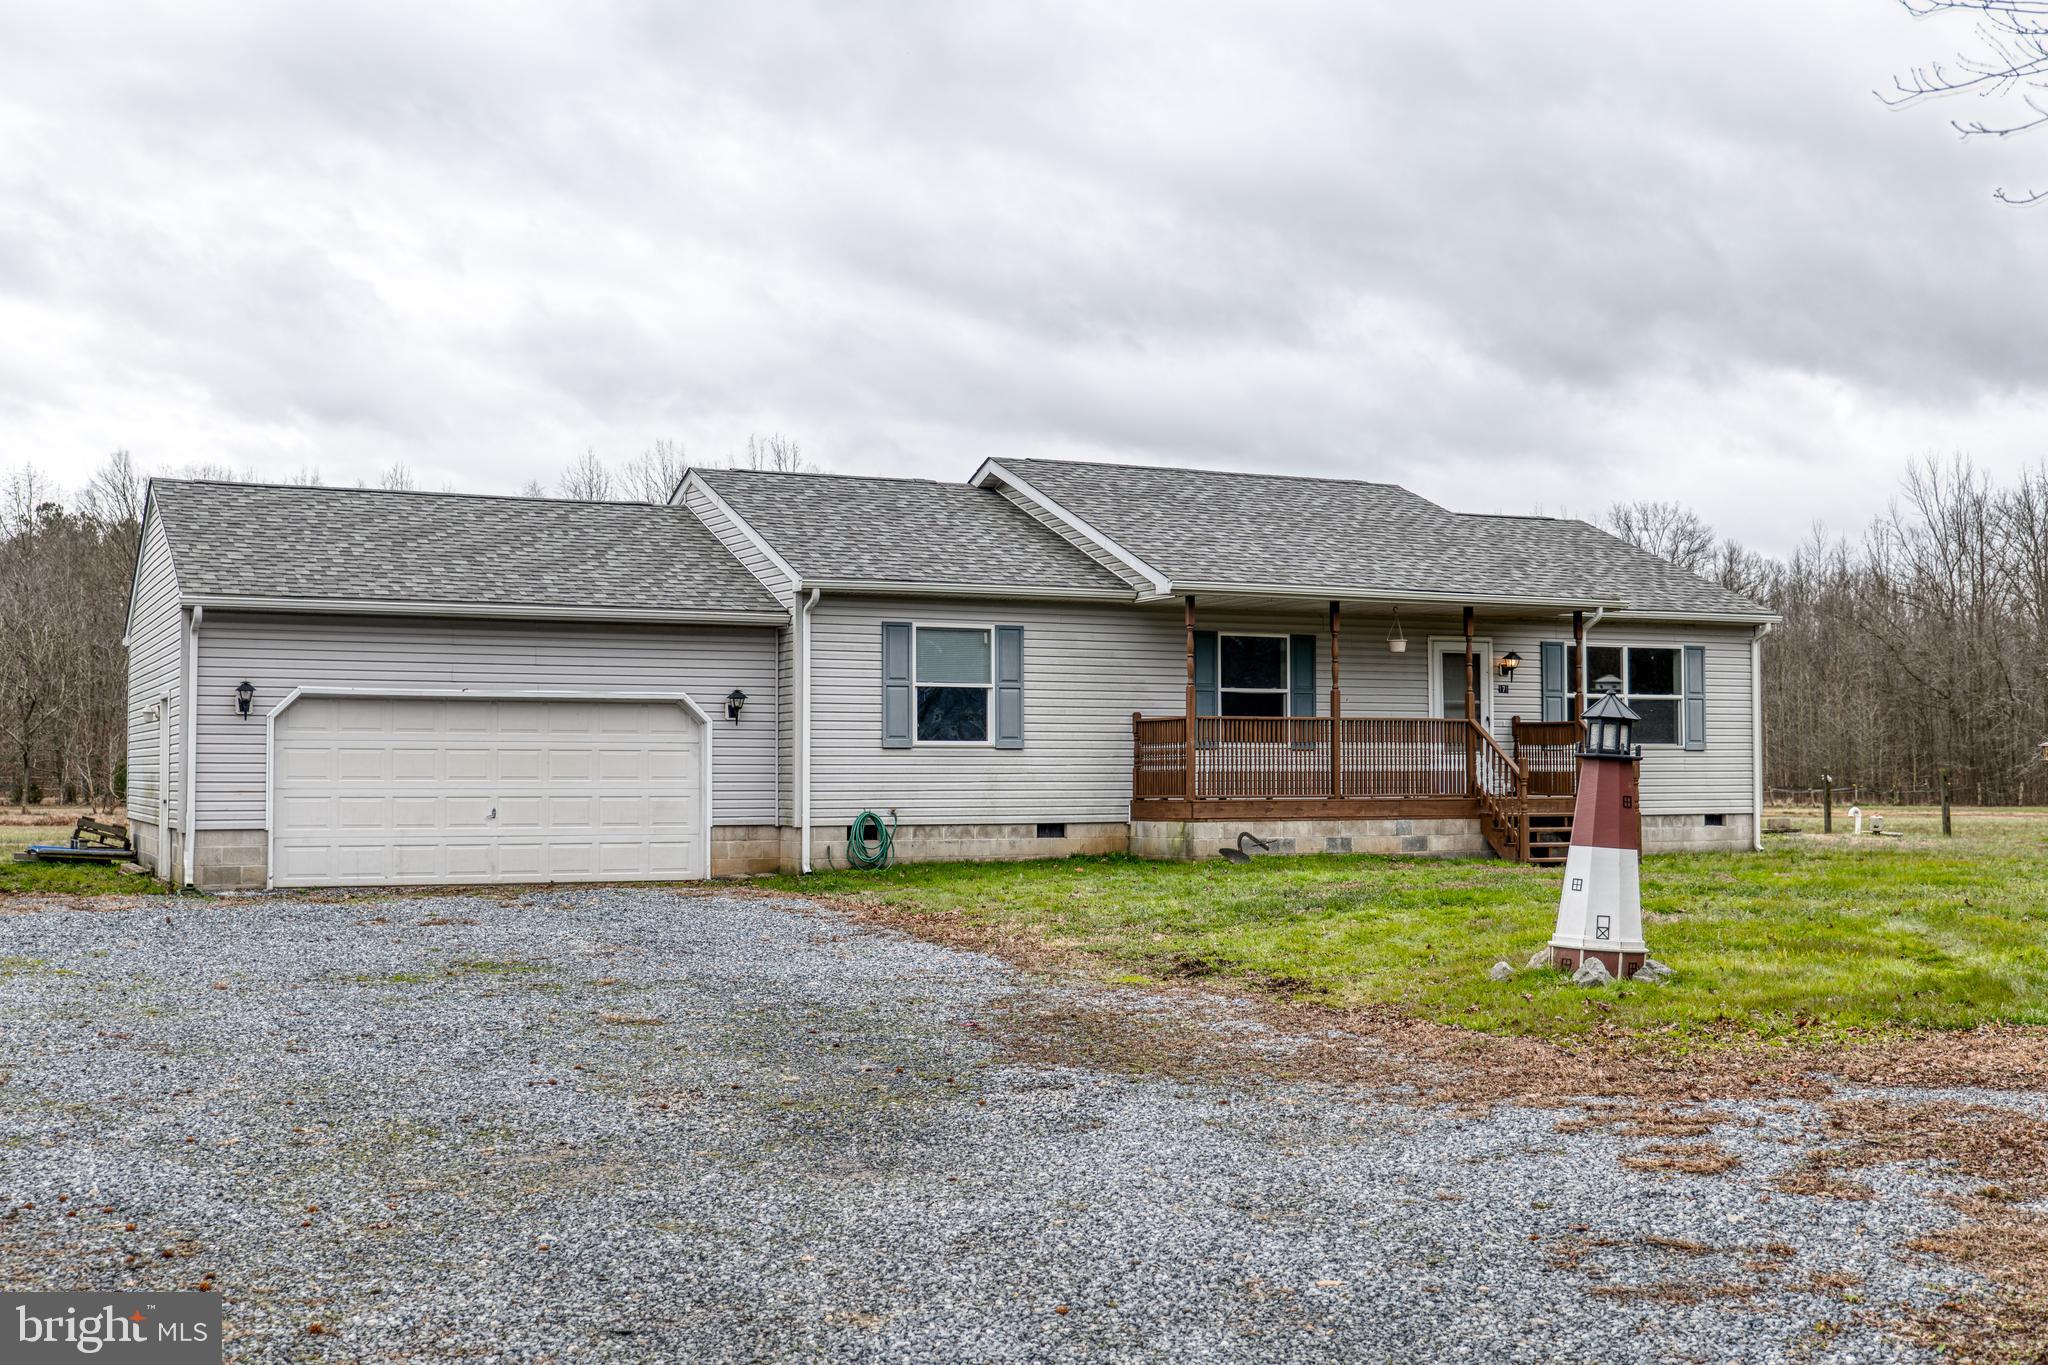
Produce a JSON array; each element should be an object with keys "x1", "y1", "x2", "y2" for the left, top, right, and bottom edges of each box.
[
  {"x1": 1510, "y1": 719, "x2": 1582, "y2": 797},
  {"x1": 1133, "y1": 714, "x2": 1509, "y2": 803}
]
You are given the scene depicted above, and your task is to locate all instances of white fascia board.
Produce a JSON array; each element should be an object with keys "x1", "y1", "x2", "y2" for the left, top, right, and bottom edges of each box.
[
  {"x1": 1171, "y1": 580, "x2": 1631, "y2": 614},
  {"x1": 678, "y1": 470, "x2": 804, "y2": 592},
  {"x1": 1602, "y1": 607, "x2": 1783, "y2": 626},
  {"x1": 120, "y1": 488, "x2": 165, "y2": 647},
  {"x1": 970, "y1": 459, "x2": 1173, "y2": 595},
  {"x1": 803, "y1": 578, "x2": 1138, "y2": 602},
  {"x1": 179, "y1": 594, "x2": 789, "y2": 627}
]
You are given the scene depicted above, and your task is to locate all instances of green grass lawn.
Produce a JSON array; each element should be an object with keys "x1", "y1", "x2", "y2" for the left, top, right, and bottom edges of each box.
[
  {"x1": 0, "y1": 817, "x2": 167, "y2": 896},
  {"x1": 772, "y1": 807, "x2": 2048, "y2": 1047}
]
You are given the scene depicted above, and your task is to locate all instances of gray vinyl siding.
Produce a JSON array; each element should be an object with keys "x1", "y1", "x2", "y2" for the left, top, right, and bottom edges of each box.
[
  {"x1": 994, "y1": 485, "x2": 1152, "y2": 590},
  {"x1": 682, "y1": 481, "x2": 793, "y2": 605},
  {"x1": 190, "y1": 613, "x2": 780, "y2": 829},
  {"x1": 124, "y1": 512, "x2": 182, "y2": 835},
  {"x1": 806, "y1": 596, "x2": 1759, "y2": 827}
]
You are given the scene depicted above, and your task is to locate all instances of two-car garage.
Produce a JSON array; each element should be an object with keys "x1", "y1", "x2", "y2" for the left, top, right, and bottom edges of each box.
[{"x1": 268, "y1": 693, "x2": 712, "y2": 887}]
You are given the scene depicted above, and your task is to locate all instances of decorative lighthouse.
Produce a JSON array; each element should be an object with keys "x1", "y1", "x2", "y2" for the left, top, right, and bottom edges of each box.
[{"x1": 1548, "y1": 676, "x2": 1648, "y2": 979}]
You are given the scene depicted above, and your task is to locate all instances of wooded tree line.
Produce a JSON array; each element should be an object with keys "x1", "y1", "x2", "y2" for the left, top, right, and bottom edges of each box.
[
  {"x1": 3, "y1": 446, "x2": 2042, "y2": 808},
  {"x1": 1605, "y1": 456, "x2": 2048, "y2": 806}
]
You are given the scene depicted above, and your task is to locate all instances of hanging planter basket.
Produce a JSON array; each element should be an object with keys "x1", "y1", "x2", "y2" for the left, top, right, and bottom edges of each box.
[{"x1": 1387, "y1": 607, "x2": 1408, "y2": 654}]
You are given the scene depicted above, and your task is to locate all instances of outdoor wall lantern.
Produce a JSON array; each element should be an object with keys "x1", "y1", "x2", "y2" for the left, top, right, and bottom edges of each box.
[
  {"x1": 725, "y1": 689, "x2": 747, "y2": 724},
  {"x1": 1579, "y1": 675, "x2": 1639, "y2": 758},
  {"x1": 1495, "y1": 650, "x2": 1522, "y2": 679},
  {"x1": 234, "y1": 680, "x2": 255, "y2": 718}
]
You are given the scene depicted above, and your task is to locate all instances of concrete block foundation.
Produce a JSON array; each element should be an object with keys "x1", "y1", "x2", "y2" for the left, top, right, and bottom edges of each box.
[
  {"x1": 1641, "y1": 813, "x2": 1754, "y2": 853},
  {"x1": 1130, "y1": 817, "x2": 1487, "y2": 862}
]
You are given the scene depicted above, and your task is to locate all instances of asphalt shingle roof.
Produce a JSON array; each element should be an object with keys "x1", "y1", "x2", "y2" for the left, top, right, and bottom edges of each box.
[
  {"x1": 149, "y1": 480, "x2": 785, "y2": 617},
  {"x1": 991, "y1": 457, "x2": 1771, "y2": 617},
  {"x1": 696, "y1": 467, "x2": 1134, "y2": 594}
]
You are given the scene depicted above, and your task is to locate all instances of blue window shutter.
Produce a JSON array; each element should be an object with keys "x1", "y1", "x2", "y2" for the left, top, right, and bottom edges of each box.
[
  {"x1": 1540, "y1": 641, "x2": 1566, "y2": 722},
  {"x1": 1289, "y1": 635, "x2": 1318, "y2": 716},
  {"x1": 1683, "y1": 645, "x2": 1706, "y2": 751},
  {"x1": 881, "y1": 621, "x2": 913, "y2": 749},
  {"x1": 994, "y1": 626, "x2": 1024, "y2": 749},
  {"x1": 1193, "y1": 631, "x2": 1219, "y2": 715}
]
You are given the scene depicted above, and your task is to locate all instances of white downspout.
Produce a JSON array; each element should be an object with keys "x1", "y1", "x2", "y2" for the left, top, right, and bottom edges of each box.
[
  {"x1": 1751, "y1": 622, "x2": 1771, "y2": 851},
  {"x1": 798, "y1": 586, "x2": 820, "y2": 873},
  {"x1": 181, "y1": 604, "x2": 202, "y2": 888}
]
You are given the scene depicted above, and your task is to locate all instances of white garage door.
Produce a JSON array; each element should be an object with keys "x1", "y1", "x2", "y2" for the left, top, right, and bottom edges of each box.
[{"x1": 271, "y1": 695, "x2": 706, "y2": 887}]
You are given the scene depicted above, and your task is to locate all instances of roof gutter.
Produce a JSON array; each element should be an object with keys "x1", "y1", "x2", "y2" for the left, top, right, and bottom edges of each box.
[
  {"x1": 177, "y1": 595, "x2": 790, "y2": 627},
  {"x1": 1169, "y1": 581, "x2": 1632, "y2": 615},
  {"x1": 798, "y1": 578, "x2": 1138, "y2": 602}
]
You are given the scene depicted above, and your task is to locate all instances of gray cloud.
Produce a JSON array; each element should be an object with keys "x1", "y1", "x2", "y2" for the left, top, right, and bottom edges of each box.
[{"x1": 1, "y1": 0, "x2": 2042, "y2": 553}]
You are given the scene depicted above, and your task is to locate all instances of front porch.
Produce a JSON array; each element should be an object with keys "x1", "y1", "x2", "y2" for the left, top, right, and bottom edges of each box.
[{"x1": 1130, "y1": 597, "x2": 1592, "y2": 864}]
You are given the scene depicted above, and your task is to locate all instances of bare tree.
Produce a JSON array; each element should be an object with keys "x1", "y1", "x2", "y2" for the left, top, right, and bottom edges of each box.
[
  {"x1": 517, "y1": 478, "x2": 550, "y2": 499},
  {"x1": 1603, "y1": 500, "x2": 1717, "y2": 574},
  {"x1": 556, "y1": 448, "x2": 614, "y2": 501},
  {"x1": 620, "y1": 438, "x2": 688, "y2": 503},
  {"x1": 731, "y1": 433, "x2": 815, "y2": 474},
  {"x1": 376, "y1": 463, "x2": 418, "y2": 492},
  {"x1": 1885, "y1": 0, "x2": 2048, "y2": 203}
]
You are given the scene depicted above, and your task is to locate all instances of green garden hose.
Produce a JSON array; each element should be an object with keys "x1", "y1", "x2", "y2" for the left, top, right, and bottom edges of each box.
[{"x1": 846, "y1": 809, "x2": 896, "y2": 869}]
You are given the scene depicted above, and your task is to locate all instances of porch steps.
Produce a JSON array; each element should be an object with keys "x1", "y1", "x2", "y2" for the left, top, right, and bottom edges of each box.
[{"x1": 1524, "y1": 811, "x2": 1574, "y2": 866}]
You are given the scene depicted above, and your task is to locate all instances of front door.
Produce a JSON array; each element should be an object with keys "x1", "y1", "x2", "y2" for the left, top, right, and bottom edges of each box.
[{"x1": 1430, "y1": 638, "x2": 1492, "y2": 725}]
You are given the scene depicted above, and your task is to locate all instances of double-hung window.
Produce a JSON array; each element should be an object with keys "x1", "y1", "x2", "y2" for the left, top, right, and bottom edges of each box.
[
  {"x1": 1219, "y1": 634, "x2": 1288, "y2": 717},
  {"x1": 914, "y1": 625, "x2": 992, "y2": 743},
  {"x1": 1571, "y1": 644, "x2": 1683, "y2": 745}
]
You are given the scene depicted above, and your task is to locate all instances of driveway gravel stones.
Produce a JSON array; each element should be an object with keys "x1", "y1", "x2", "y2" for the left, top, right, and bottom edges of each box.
[{"x1": 0, "y1": 888, "x2": 2016, "y2": 1362}]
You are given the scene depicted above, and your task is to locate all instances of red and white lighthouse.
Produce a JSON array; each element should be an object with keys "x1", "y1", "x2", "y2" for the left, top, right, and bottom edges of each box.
[{"x1": 1549, "y1": 678, "x2": 1648, "y2": 978}]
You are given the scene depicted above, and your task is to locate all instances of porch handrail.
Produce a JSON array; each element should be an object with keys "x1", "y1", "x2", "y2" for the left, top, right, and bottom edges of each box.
[{"x1": 1471, "y1": 720, "x2": 1530, "y2": 861}]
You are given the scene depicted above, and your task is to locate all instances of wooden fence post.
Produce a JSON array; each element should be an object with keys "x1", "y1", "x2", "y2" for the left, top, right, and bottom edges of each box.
[
  {"x1": 1940, "y1": 768, "x2": 1952, "y2": 836},
  {"x1": 1822, "y1": 774, "x2": 1832, "y2": 834}
]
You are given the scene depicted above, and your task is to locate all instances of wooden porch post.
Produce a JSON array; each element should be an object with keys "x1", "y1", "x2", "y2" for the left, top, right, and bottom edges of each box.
[
  {"x1": 1462, "y1": 605, "x2": 1477, "y2": 794},
  {"x1": 1572, "y1": 609, "x2": 1586, "y2": 722},
  {"x1": 1184, "y1": 595, "x2": 1197, "y2": 804},
  {"x1": 1328, "y1": 600, "x2": 1342, "y2": 799}
]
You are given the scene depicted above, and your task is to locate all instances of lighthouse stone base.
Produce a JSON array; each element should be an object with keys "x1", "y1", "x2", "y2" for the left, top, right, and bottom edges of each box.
[{"x1": 1549, "y1": 945, "x2": 1649, "y2": 978}]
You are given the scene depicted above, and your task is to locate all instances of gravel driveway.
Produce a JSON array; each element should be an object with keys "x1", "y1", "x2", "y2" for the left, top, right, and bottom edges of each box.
[{"x1": 0, "y1": 888, "x2": 2000, "y2": 1362}]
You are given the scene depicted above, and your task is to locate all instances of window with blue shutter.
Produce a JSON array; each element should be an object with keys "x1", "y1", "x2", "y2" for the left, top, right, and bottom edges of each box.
[
  {"x1": 881, "y1": 622, "x2": 913, "y2": 748},
  {"x1": 1683, "y1": 644, "x2": 1706, "y2": 751},
  {"x1": 1540, "y1": 641, "x2": 1566, "y2": 722},
  {"x1": 1288, "y1": 635, "x2": 1317, "y2": 717},
  {"x1": 994, "y1": 626, "x2": 1024, "y2": 749},
  {"x1": 1194, "y1": 631, "x2": 1219, "y2": 715}
]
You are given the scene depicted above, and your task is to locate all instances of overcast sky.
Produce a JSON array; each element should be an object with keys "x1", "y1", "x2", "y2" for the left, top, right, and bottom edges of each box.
[{"x1": 2, "y1": 1, "x2": 2044, "y2": 553}]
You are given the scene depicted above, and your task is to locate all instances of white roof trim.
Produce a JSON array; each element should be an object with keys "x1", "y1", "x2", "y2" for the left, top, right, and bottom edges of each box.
[
  {"x1": 803, "y1": 577, "x2": 1138, "y2": 602},
  {"x1": 970, "y1": 459, "x2": 1173, "y2": 595},
  {"x1": 180, "y1": 594, "x2": 788, "y2": 627},
  {"x1": 678, "y1": 469, "x2": 804, "y2": 590},
  {"x1": 1170, "y1": 580, "x2": 1631, "y2": 614}
]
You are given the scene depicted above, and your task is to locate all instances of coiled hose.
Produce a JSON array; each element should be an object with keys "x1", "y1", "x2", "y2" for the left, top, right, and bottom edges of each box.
[{"x1": 845, "y1": 809, "x2": 896, "y2": 870}]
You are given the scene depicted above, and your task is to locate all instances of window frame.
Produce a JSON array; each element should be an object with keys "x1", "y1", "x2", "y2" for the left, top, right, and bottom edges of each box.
[
  {"x1": 1217, "y1": 632, "x2": 1291, "y2": 718},
  {"x1": 909, "y1": 621, "x2": 996, "y2": 747},
  {"x1": 1570, "y1": 643, "x2": 1687, "y2": 747}
]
